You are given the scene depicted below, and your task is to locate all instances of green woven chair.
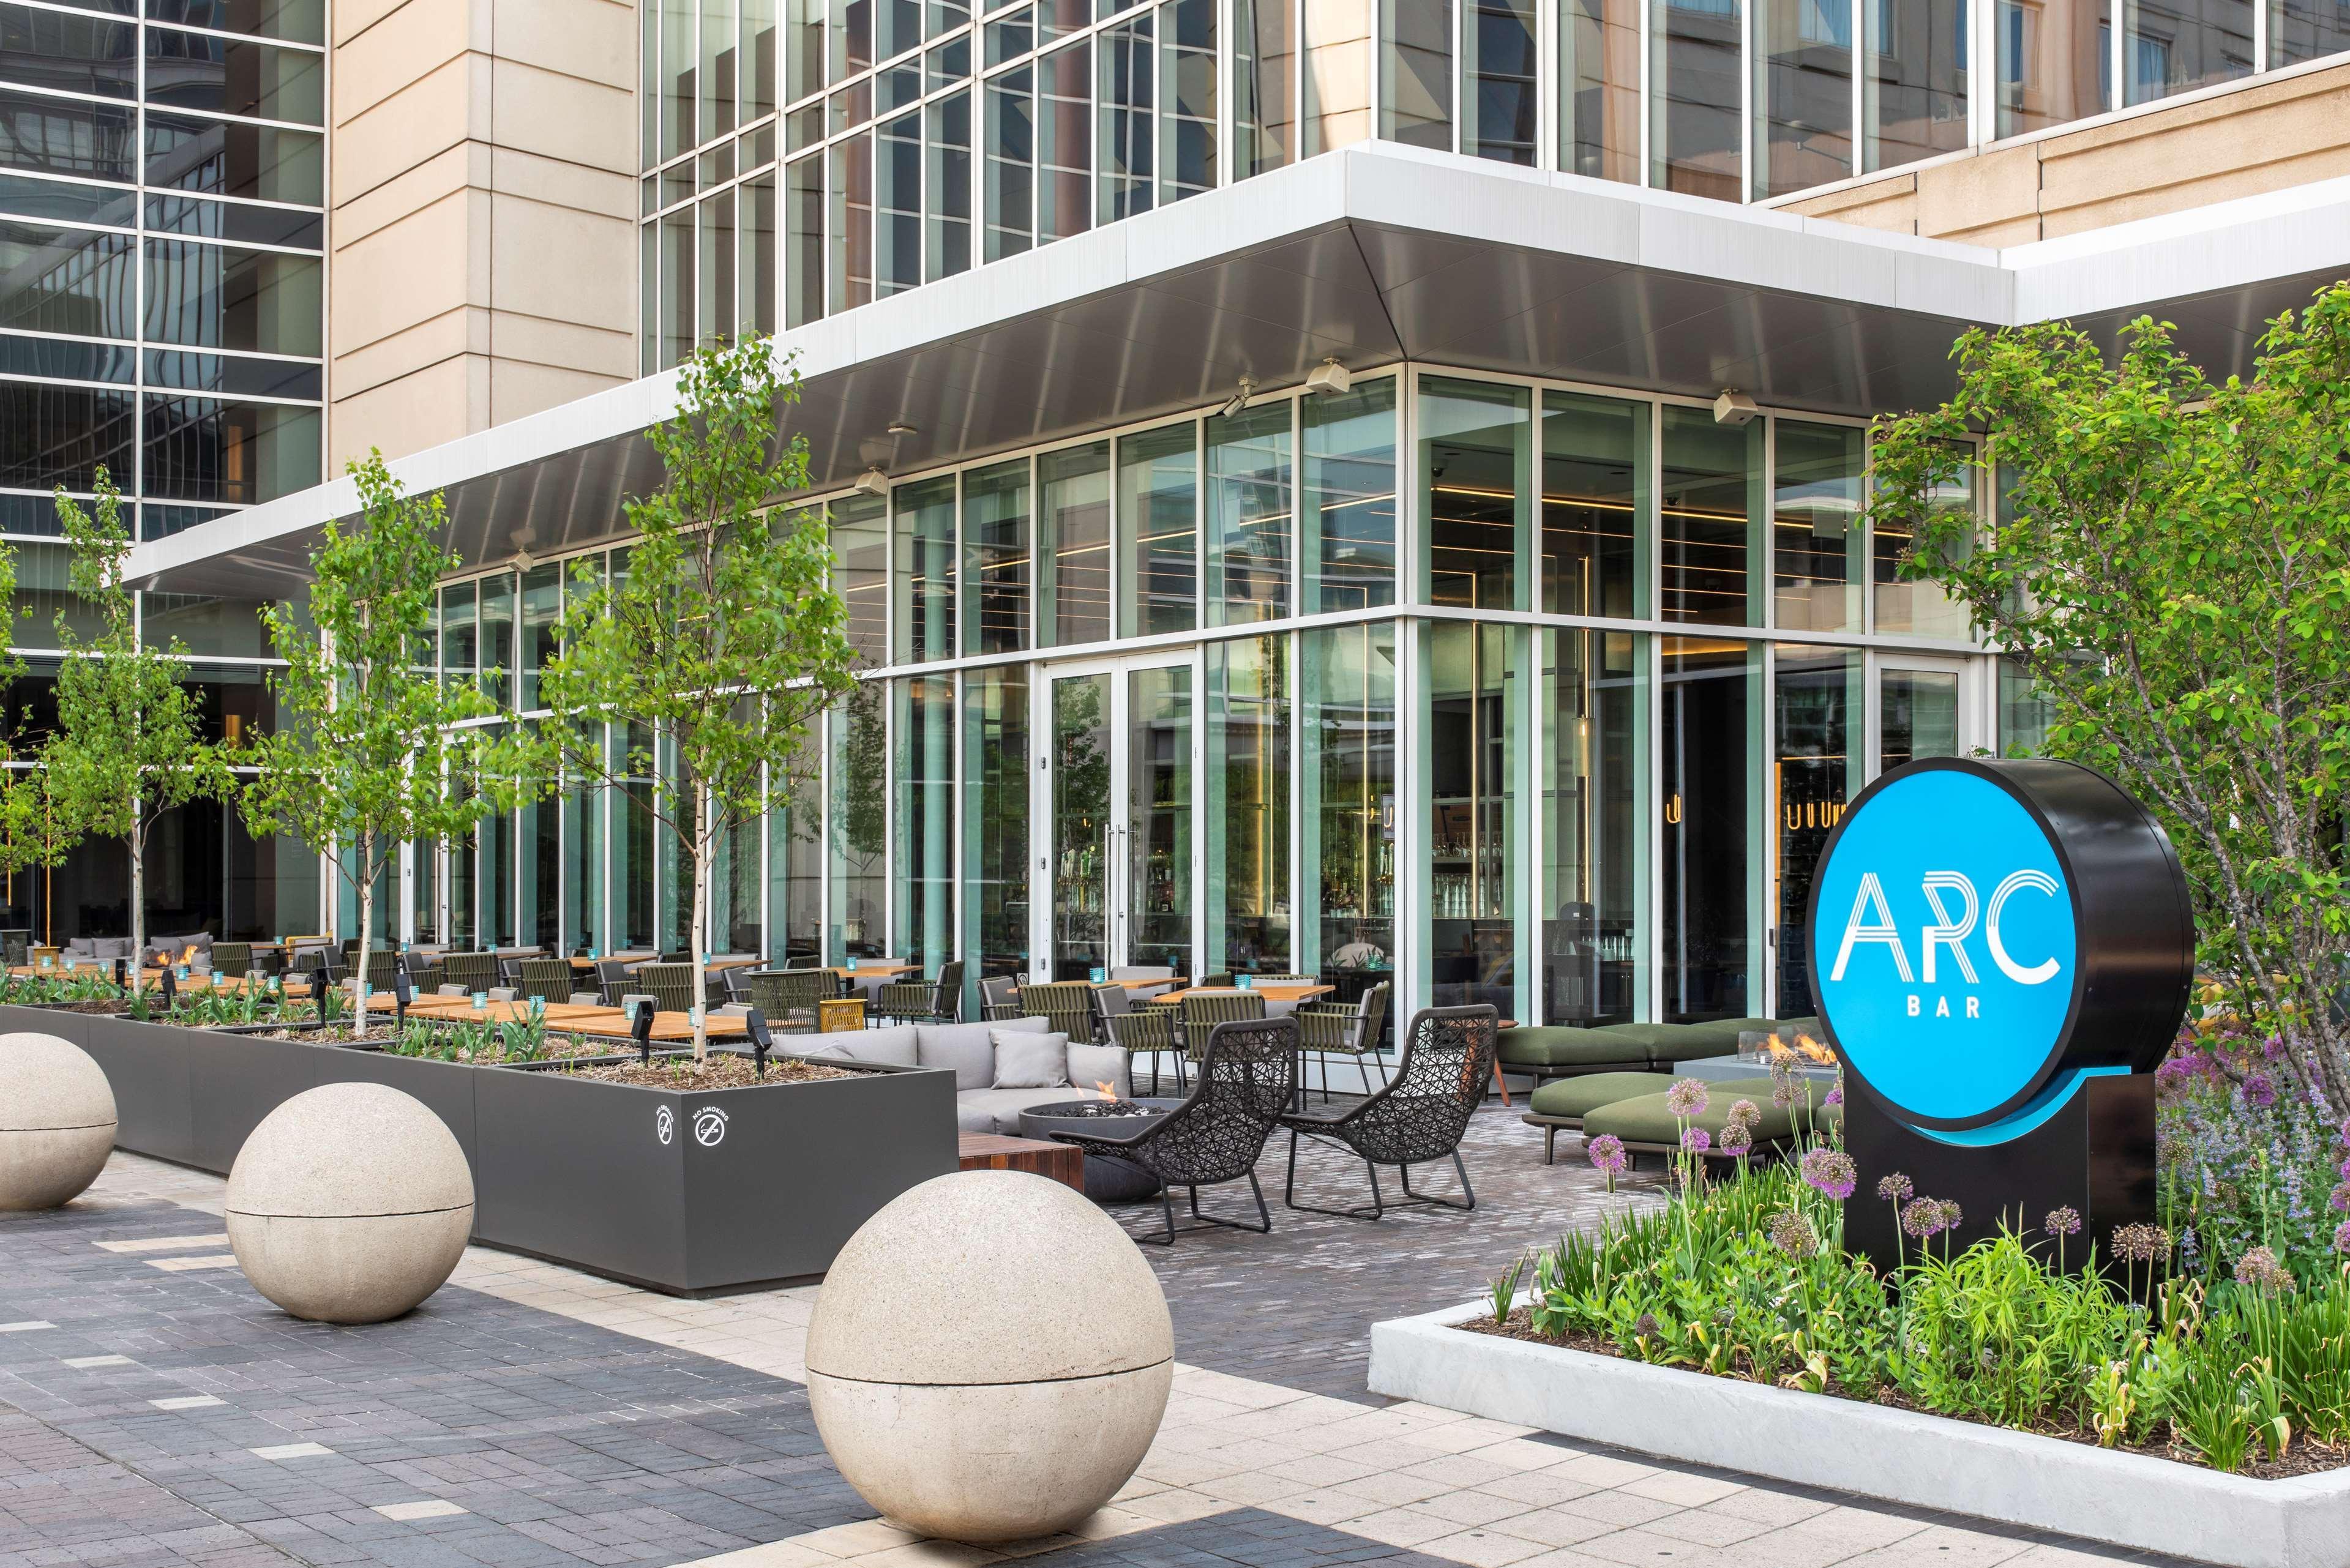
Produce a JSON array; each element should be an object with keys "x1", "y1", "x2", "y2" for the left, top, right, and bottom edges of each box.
[
  {"x1": 441, "y1": 951, "x2": 498, "y2": 993},
  {"x1": 1245, "y1": 973, "x2": 1317, "y2": 985},
  {"x1": 1181, "y1": 991, "x2": 1267, "y2": 1062},
  {"x1": 1018, "y1": 980, "x2": 1099, "y2": 1043},
  {"x1": 515, "y1": 958, "x2": 574, "y2": 1004},
  {"x1": 357, "y1": 950, "x2": 400, "y2": 991},
  {"x1": 210, "y1": 941, "x2": 252, "y2": 979},
  {"x1": 740, "y1": 968, "x2": 827, "y2": 1031},
  {"x1": 637, "y1": 961, "x2": 697, "y2": 1015},
  {"x1": 1298, "y1": 981, "x2": 1390, "y2": 1100},
  {"x1": 877, "y1": 958, "x2": 965, "y2": 1025},
  {"x1": 1107, "y1": 1007, "x2": 1182, "y2": 1094}
]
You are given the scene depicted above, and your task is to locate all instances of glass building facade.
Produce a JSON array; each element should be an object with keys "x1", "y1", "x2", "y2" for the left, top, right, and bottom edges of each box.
[
  {"x1": 1, "y1": 0, "x2": 328, "y2": 540},
  {"x1": 407, "y1": 370, "x2": 1993, "y2": 1028},
  {"x1": 639, "y1": 0, "x2": 2350, "y2": 364}
]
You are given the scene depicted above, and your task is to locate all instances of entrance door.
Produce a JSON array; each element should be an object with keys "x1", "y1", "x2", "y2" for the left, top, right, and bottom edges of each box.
[
  {"x1": 1033, "y1": 655, "x2": 1199, "y2": 982},
  {"x1": 1873, "y1": 654, "x2": 1980, "y2": 772}
]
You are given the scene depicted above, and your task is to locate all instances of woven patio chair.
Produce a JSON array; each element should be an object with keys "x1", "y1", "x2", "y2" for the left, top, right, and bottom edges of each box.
[
  {"x1": 1180, "y1": 990, "x2": 1267, "y2": 1062},
  {"x1": 1049, "y1": 1016, "x2": 1298, "y2": 1244},
  {"x1": 593, "y1": 958, "x2": 632, "y2": 1004},
  {"x1": 1017, "y1": 980, "x2": 1098, "y2": 1043},
  {"x1": 877, "y1": 958, "x2": 964, "y2": 1024},
  {"x1": 1298, "y1": 982, "x2": 1391, "y2": 1100},
  {"x1": 209, "y1": 941, "x2": 252, "y2": 979},
  {"x1": 441, "y1": 951, "x2": 498, "y2": 993},
  {"x1": 1244, "y1": 973, "x2": 1317, "y2": 985},
  {"x1": 516, "y1": 958, "x2": 574, "y2": 1004},
  {"x1": 978, "y1": 974, "x2": 1022, "y2": 1021},
  {"x1": 1106, "y1": 1007, "x2": 1183, "y2": 1095},
  {"x1": 637, "y1": 961, "x2": 697, "y2": 1015},
  {"x1": 1279, "y1": 1004, "x2": 1497, "y2": 1220},
  {"x1": 741, "y1": 968, "x2": 828, "y2": 1032}
]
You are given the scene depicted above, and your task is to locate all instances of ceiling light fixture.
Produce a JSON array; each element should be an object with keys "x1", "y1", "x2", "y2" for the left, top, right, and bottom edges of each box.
[
  {"x1": 1220, "y1": 377, "x2": 1257, "y2": 419},
  {"x1": 887, "y1": 420, "x2": 918, "y2": 437},
  {"x1": 1304, "y1": 358, "x2": 1352, "y2": 396},
  {"x1": 853, "y1": 466, "x2": 890, "y2": 498}
]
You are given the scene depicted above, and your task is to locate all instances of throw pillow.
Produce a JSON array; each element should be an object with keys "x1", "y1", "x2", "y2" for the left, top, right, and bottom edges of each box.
[
  {"x1": 992, "y1": 1028, "x2": 1072, "y2": 1089},
  {"x1": 1066, "y1": 1041, "x2": 1132, "y2": 1100}
]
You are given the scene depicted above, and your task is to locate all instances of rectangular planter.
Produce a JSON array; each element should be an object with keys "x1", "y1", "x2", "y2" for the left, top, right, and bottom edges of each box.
[
  {"x1": 1369, "y1": 1303, "x2": 2350, "y2": 1568},
  {"x1": 471, "y1": 1058, "x2": 960, "y2": 1294},
  {"x1": 9, "y1": 1001, "x2": 961, "y2": 1295}
]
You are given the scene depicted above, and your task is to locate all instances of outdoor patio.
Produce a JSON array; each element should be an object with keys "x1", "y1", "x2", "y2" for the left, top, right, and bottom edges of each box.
[{"x1": 1, "y1": 1109, "x2": 2186, "y2": 1568}]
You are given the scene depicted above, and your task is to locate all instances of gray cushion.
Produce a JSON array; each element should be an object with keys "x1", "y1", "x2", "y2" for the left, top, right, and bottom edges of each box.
[
  {"x1": 65, "y1": 937, "x2": 95, "y2": 957},
  {"x1": 1066, "y1": 1041, "x2": 1132, "y2": 1100},
  {"x1": 798, "y1": 1025, "x2": 919, "y2": 1068},
  {"x1": 993, "y1": 1029, "x2": 1072, "y2": 1089},
  {"x1": 90, "y1": 937, "x2": 134, "y2": 961},
  {"x1": 920, "y1": 1015, "x2": 1046, "y2": 1091},
  {"x1": 959, "y1": 1086, "x2": 1099, "y2": 1137}
]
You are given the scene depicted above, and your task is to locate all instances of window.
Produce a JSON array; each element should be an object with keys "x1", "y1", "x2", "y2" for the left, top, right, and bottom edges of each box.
[
  {"x1": 1421, "y1": 376, "x2": 1530, "y2": 611},
  {"x1": 892, "y1": 473, "x2": 956, "y2": 661},
  {"x1": 1117, "y1": 420, "x2": 1196, "y2": 637},
  {"x1": 1659, "y1": 403, "x2": 1757, "y2": 627},
  {"x1": 1039, "y1": 439, "x2": 1110, "y2": 646},
  {"x1": 1772, "y1": 419, "x2": 1864, "y2": 633},
  {"x1": 1098, "y1": 13, "x2": 1153, "y2": 220},
  {"x1": 1541, "y1": 390, "x2": 1645, "y2": 619},
  {"x1": 962, "y1": 455, "x2": 1030, "y2": 653},
  {"x1": 1237, "y1": 0, "x2": 1294, "y2": 171},
  {"x1": 1652, "y1": 0, "x2": 1743, "y2": 197},
  {"x1": 832, "y1": 491, "x2": 888, "y2": 663},
  {"x1": 1560, "y1": 0, "x2": 1642, "y2": 181},
  {"x1": 1465, "y1": 0, "x2": 1540, "y2": 163},
  {"x1": 1381, "y1": 0, "x2": 1452, "y2": 147},
  {"x1": 1301, "y1": 376, "x2": 1397, "y2": 613},
  {"x1": 1864, "y1": 0, "x2": 1967, "y2": 173},
  {"x1": 926, "y1": 88, "x2": 971, "y2": 279},
  {"x1": 1205, "y1": 400, "x2": 1290, "y2": 625},
  {"x1": 1754, "y1": 0, "x2": 1854, "y2": 195},
  {"x1": 984, "y1": 65, "x2": 1035, "y2": 260}
]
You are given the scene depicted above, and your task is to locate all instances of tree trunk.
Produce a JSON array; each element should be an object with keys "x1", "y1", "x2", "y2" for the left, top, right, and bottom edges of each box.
[
  {"x1": 690, "y1": 792, "x2": 709, "y2": 1062},
  {"x1": 127, "y1": 794, "x2": 144, "y2": 988},
  {"x1": 356, "y1": 828, "x2": 376, "y2": 1030}
]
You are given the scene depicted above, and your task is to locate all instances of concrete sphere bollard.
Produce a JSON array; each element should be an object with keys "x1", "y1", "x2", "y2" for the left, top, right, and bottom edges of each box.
[
  {"x1": 807, "y1": 1171, "x2": 1173, "y2": 1543},
  {"x1": 0, "y1": 1032, "x2": 118, "y2": 1210},
  {"x1": 225, "y1": 1083, "x2": 473, "y2": 1324}
]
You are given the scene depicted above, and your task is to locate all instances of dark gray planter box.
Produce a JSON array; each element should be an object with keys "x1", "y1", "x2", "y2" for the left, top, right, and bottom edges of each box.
[
  {"x1": 3, "y1": 1002, "x2": 960, "y2": 1294},
  {"x1": 473, "y1": 1059, "x2": 960, "y2": 1294}
]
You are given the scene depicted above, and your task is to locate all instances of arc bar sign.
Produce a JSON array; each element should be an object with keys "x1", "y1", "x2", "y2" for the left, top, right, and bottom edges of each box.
[{"x1": 1806, "y1": 758, "x2": 2194, "y2": 1268}]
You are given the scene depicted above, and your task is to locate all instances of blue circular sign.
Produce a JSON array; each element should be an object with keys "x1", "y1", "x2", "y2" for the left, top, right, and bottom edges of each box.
[
  {"x1": 1807, "y1": 758, "x2": 2191, "y2": 1141},
  {"x1": 1812, "y1": 770, "x2": 2078, "y2": 1128}
]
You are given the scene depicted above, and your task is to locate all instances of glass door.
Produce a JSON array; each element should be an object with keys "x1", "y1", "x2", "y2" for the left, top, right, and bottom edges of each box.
[
  {"x1": 1873, "y1": 654, "x2": 1978, "y2": 772},
  {"x1": 1034, "y1": 654, "x2": 1199, "y2": 982}
]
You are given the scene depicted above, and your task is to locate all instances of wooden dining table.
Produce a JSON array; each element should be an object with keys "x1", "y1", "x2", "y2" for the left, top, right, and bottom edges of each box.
[
  {"x1": 363, "y1": 993, "x2": 750, "y2": 1041},
  {"x1": 1145, "y1": 983, "x2": 1335, "y2": 1006}
]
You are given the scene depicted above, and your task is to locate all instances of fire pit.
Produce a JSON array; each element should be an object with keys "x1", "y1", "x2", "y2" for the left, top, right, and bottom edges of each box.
[{"x1": 1018, "y1": 1098, "x2": 1178, "y2": 1204}]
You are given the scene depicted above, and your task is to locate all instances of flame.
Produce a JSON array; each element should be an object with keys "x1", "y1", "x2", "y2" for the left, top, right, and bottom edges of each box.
[
  {"x1": 1796, "y1": 1033, "x2": 1834, "y2": 1064},
  {"x1": 182, "y1": 945, "x2": 198, "y2": 965},
  {"x1": 1094, "y1": 1081, "x2": 1118, "y2": 1102}
]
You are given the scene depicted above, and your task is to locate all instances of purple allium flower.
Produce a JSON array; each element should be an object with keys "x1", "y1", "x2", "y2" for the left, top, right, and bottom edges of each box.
[
  {"x1": 2262, "y1": 1035, "x2": 2286, "y2": 1061},
  {"x1": 2044, "y1": 1206, "x2": 2082, "y2": 1238},
  {"x1": 2233, "y1": 1245, "x2": 2297, "y2": 1293},
  {"x1": 2244, "y1": 1073, "x2": 2278, "y2": 1110},
  {"x1": 2337, "y1": 1220, "x2": 2350, "y2": 1256},
  {"x1": 2338, "y1": 1156, "x2": 2350, "y2": 1182},
  {"x1": 2112, "y1": 1223, "x2": 2171, "y2": 1264},
  {"x1": 1901, "y1": 1197, "x2": 1947, "y2": 1239},
  {"x1": 1772, "y1": 1078, "x2": 1798, "y2": 1109},
  {"x1": 2332, "y1": 1184, "x2": 2350, "y2": 1215},
  {"x1": 1768, "y1": 1209, "x2": 1819, "y2": 1260},
  {"x1": 1824, "y1": 1085, "x2": 1844, "y2": 1107},
  {"x1": 1801, "y1": 1148, "x2": 1858, "y2": 1201},
  {"x1": 1721, "y1": 1121, "x2": 1753, "y2": 1155},
  {"x1": 1729, "y1": 1099, "x2": 1761, "y2": 1129},
  {"x1": 1681, "y1": 1126, "x2": 1712, "y2": 1155},
  {"x1": 1586, "y1": 1133, "x2": 1627, "y2": 1175},
  {"x1": 1938, "y1": 1199, "x2": 1963, "y2": 1231},
  {"x1": 1665, "y1": 1078, "x2": 1709, "y2": 1118},
  {"x1": 1877, "y1": 1171, "x2": 1914, "y2": 1205}
]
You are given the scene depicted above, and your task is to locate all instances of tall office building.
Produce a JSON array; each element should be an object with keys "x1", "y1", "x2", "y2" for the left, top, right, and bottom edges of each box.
[{"x1": 9, "y1": 0, "x2": 2349, "y2": 1021}]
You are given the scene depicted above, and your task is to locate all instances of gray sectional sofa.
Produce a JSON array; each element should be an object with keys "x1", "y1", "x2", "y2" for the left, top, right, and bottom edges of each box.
[{"x1": 791, "y1": 1015, "x2": 1134, "y2": 1135}]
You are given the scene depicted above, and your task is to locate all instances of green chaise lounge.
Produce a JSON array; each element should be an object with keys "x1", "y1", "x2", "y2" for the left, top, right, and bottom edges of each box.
[
  {"x1": 1496, "y1": 1015, "x2": 1819, "y2": 1086},
  {"x1": 1571, "y1": 1077, "x2": 1841, "y2": 1167}
]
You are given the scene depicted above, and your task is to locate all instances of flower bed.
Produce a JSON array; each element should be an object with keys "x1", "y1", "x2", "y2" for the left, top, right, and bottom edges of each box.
[{"x1": 1519, "y1": 1072, "x2": 2350, "y2": 1478}]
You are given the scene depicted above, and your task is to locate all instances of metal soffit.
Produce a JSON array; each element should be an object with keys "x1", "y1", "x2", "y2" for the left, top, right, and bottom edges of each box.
[{"x1": 132, "y1": 150, "x2": 2350, "y2": 598}]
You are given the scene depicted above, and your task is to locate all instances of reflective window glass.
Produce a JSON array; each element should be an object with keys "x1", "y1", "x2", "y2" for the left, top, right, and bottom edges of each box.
[
  {"x1": 147, "y1": 0, "x2": 328, "y2": 45},
  {"x1": 141, "y1": 392, "x2": 319, "y2": 504},
  {"x1": 1560, "y1": 0, "x2": 1641, "y2": 181},
  {"x1": 1380, "y1": 0, "x2": 1451, "y2": 147},
  {"x1": 1301, "y1": 376, "x2": 1396, "y2": 613},
  {"x1": 1238, "y1": 0, "x2": 1295, "y2": 170},
  {"x1": 1, "y1": 219, "x2": 137, "y2": 338},
  {"x1": 0, "y1": 3, "x2": 138, "y2": 98},
  {"x1": 925, "y1": 88, "x2": 971, "y2": 280},
  {"x1": 1205, "y1": 400, "x2": 1290, "y2": 625},
  {"x1": 1863, "y1": 0, "x2": 1968, "y2": 173},
  {"x1": 1771, "y1": 419, "x2": 1864, "y2": 633},
  {"x1": 1465, "y1": 0, "x2": 1538, "y2": 163},
  {"x1": 962, "y1": 455, "x2": 1029, "y2": 653},
  {"x1": 145, "y1": 28, "x2": 326, "y2": 124},
  {"x1": 1039, "y1": 439, "x2": 1109, "y2": 646},
  {"x1": 1659, "y1": 403, "x2": 1757, "y2": 626},
  {"x1": 1118, "y1": 421, "x2": 1196, "y2": 638},
  {"x1": 144, "y1": 111, "x2": 323, "y2": 203},
  {"x1": 831, "y1": 491, "x2": 888, "y2": 664},
  {"x1": 1755, "y1": 0, "x2": 1853, "y2": 196},
  {"x1": 1652, "y1": 0, "x2": 1743, "y2": 198},
  {"x1": 1541, "y1": 390, "x2": 1645, "y2": 619},
  {"x1": 984, "y1": 65, "x2": 1035, "y2": 260},
  {"x1": 2124, "y1": 0, "x2": 2252, "y2": 102},
  {"x1": 1541, "y1": 627, "x2": 1645, "y2": 1025},
  {"x1": 1098, "y1": 14, "x2": 1153, "y2": 222},
  {"x1": 1038, "y1": 39, "x2": 1090, "y2": 239},
  {"x1": 0, "y1": 379, "x2": 132, "y2": 490},
  {"x1": 4, "y1": 90, "x2": 137, "y2": 182},
  {"x1": 1157, "y1": 0, "x2": 1214, "y2": 201},
  {"x1": 1996, "y1": 0, "x2": 2108, "y2": 136},
  {"x1": 1420, "y1": 376, "x2": 1530, "y2": 611}
]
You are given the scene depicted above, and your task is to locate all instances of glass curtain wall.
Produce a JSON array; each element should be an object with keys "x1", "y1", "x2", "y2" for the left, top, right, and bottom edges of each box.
[
  {"x1": 1661, "y1": 635, "x2": 1757, "y2": 1021},
  {"x1": 1127, "y1": 663, "x2": 1194, "y2": 974},
  {"x1": 893, "y1": 674, "x2": 954, "y2": 970},
  {"x1": 1660, "y1": 404, "x2": 1760, "y2": 627},
  {"x1": 1421, "y1": 376, "x2": 1532, "y2": 610},
  {"x1": 1772, "y1": 420, "x2": 1865, "y2": 633},
  {"x1": 961, "y1": 667, "x2": 1028, "y2": 998},
  {"x1": 1207, "y1": 635, "x2": 1290, "y2": 974},
  {"x1": 1873, "y1": 438, "x2": 1975, "y2": 637},
  {"x1": 1040, "y1": 441, "x2": 1111, "y2": 646},
  {"x1": 1773, "y1": 642, "x2": 1859, "y2": 1017},
  {"x1": 1424, "y1": 620, "x2": 1522, "y2": 1016},
  {"x1": 1117, "y1": 422, "x2": 1197, "y2": 638},
  {"x1": 1541, "y1": 628, "x2": 1646, "y2": 1025},
  {"x1": 1541, "y1": 390, "x2": 1645, "y2": 619},
  {"x1": 1205, "y1": 402, "x2": 1291, "y2": 625},
  {"x1": 1301, "y1": 376, "x2": 1398, "y2": 613},
  {"x1": 1301, "y1": 622, "x2": 1396, "y2": 982},
  {"x1": 829, "y1": 679, "x2": 888, "y2": 960}
]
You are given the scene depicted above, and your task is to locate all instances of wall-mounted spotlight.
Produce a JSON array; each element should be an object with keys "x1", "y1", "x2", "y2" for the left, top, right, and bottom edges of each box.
[
  {"x1": 1713, "y1": 389, "x2": 1759, "y2": 427},
  {"x1": 1305, "y1": 358, "x2": 1352, "y2": 396},
  {"x1": 853, "y1": 466, "x2": 890, "y2": 498},
  {"x1": 1220, "y1": 377, "x2": 1257, "y2": 419}
]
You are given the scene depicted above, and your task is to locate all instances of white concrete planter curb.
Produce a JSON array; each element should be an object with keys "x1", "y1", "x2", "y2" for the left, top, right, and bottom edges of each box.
[{"x1": 1369, "y1": 1302, "x2": 2350, "y2": 1568}]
